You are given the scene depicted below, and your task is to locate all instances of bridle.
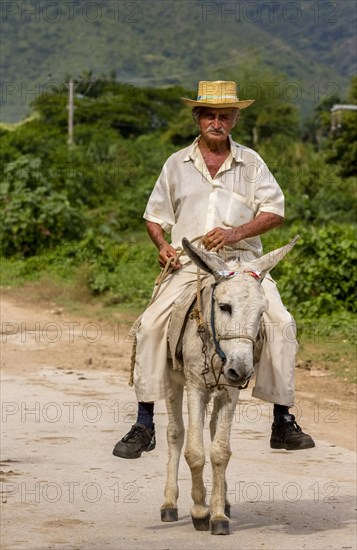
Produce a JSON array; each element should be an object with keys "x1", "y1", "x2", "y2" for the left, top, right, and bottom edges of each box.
[{"x1": 211, "y1": 283, "x2": 256, "y2": 360}]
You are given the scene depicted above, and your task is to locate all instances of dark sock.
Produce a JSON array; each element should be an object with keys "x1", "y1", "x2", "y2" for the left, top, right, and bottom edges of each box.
[
  {"x1": 137, "y1": 402, "x2": 154, "y2": 429},
  {"x1": 273, "y1": 404, "x2": 289, "y2": 418}
]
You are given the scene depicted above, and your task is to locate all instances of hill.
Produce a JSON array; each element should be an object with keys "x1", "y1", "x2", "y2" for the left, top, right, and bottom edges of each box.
[{"x1": 1, "y1": 0, "x2": 356, "y2": 122}]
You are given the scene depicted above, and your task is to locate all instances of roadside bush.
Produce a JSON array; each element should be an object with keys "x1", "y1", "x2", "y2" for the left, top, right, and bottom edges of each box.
[
  {"x1": 56, "y1": 233, "x2": 158, "y2": 306},
  {"x1": 0, "y1": 156, "x2": 84, "y2": 256},
  {"x1": 273, "y1": 223, "x2": 357, "y2": 317}
]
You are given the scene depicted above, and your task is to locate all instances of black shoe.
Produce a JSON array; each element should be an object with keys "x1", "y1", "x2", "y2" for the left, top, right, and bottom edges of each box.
[
  {"x1": 270, "y1": 414, "x2": 315, "y2": 450},
  {"x1": 113, "y1": 423, "x2": 156, "y2": 459}
]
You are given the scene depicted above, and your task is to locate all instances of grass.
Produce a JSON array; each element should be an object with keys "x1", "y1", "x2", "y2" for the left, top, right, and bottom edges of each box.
[
  {"x1": 1, "y1": 273, "x2": 142, "y2": 324},
  {"x1": 297, "y1": 337, "x2": 356, "y2": 385}
]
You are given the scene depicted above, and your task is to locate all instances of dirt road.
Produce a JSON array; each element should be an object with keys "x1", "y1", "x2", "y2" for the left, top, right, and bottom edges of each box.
[{"x1": 1, "y1": 295, "x2": 356, "y2": 550}]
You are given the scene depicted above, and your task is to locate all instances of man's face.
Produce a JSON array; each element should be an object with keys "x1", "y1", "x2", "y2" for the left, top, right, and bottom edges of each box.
[{"x1": 198, "y1": 108, "x2": 237, "y2": 145}]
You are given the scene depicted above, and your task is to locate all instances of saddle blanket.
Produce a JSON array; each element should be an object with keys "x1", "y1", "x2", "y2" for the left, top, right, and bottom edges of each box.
[{"x1": 168, "y1": 277, "x2": 213, "y2": 371}]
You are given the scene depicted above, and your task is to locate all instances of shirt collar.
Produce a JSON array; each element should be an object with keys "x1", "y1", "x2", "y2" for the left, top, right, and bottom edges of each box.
[
  {"x1": 183, "y1": 135, "x2": 245, "y2": 164},
  {"x1": 228, "y1": 135, "x2": 245, "y2": 163},
  {"x1": 183, "y1": 136, "x2": 200, "y2": 162}
]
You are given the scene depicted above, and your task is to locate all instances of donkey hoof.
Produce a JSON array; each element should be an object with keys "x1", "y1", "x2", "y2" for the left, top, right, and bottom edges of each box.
[
  {"x1": 210, "y1": 519, "x2": 230, "y2": 535},
  {"x1": 161, "y1": 508, "x2": 178, "y2": 522},
  {"x1": 224, "y1": 504, "x2": 231, "y2": 518},
  {"x1": 191, "y1": 514, "x2": 210, "y2": 531}
]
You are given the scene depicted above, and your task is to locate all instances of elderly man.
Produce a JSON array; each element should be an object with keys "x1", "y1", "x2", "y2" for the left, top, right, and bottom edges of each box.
[{"x1": 113, "y1": 81, "x2": 315, "y2": 459}]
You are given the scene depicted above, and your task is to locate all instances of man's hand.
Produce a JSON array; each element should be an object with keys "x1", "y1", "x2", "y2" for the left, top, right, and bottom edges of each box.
[
  {"x1": 158, "y1": 241, "x2": 182, "y2": 270},
  {"x1": 203, "y1": 227, "x2": 239, "y2": 251},
  {"x1": 145, "y1": 221, "x2": 182, "y2": 270},
  {"x1": 203, "y1": 214, "x2": 284, "y2": 252}
]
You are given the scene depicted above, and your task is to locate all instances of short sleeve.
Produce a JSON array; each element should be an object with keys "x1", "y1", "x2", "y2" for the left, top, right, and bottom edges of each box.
[
  {"x1": 143, "y1": 164, "x2": 175, "y2": 233},
  {"x1": 254, "y1": 161, "x2": 284, "y2": 217}
]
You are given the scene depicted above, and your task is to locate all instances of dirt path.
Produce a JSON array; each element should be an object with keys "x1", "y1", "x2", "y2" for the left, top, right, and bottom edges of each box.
[{"x1": 1, "y1": 295, "x2": 356, "y2": 550}]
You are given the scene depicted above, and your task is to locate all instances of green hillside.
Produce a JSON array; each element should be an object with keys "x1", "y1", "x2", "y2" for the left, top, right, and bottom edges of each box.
[{"x1": 1, "y1": 0, "x2": 356, "y2": 121}]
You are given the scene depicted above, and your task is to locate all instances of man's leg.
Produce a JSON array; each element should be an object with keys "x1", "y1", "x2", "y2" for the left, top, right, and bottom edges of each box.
[
  {"x1": 113, "y1": 263, "x2": 204, "y2": 459},
  {"x1": 252, "y1": 277, "x2": 315, "y2": 450}
]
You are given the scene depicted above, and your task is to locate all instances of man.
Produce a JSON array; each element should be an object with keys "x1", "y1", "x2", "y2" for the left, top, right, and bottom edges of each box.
[{"x1": 113, "y1": 81, "x2": 315, "y2": 459}]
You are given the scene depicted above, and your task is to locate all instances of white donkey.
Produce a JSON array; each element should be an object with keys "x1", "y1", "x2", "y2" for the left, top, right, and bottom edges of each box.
[{"x1": 161, "y1": 236, "x2": 298, "y2": 535}]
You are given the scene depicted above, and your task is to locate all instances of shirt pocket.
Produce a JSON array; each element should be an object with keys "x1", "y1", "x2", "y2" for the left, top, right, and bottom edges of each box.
[{"x1": 223, "y1": 192, "x2": 256, "y2": 227}]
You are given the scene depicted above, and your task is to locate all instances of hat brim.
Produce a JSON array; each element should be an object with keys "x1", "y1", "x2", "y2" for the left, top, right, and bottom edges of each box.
[{"x1": 181, "y1": 98, "x2": 255, "y2": 109}]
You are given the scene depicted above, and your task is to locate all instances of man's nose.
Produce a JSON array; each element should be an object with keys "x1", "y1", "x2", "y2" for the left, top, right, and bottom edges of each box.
[{"x1": 211, "y1": 117, "x2": 222, "y2": 128}]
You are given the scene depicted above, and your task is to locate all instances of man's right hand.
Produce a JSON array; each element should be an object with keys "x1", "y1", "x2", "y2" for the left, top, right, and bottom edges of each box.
[
  {"x1": 158, "y1": 242, "x2": 182, "y2": 270},
  {"x1": 145, "y1": 221, "x2": 182, "y2": 270}
]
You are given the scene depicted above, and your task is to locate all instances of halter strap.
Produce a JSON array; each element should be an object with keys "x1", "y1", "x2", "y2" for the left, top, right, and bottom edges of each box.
[
  {"x1": 217, "y1": 270, "x2": 262, "y2": 281},
  {"x1": 210, "y1": 286, "x2": 226, "y2": 362},
  {"x1": 210, "y1": 284, "x2": 256, "y2": 363}
]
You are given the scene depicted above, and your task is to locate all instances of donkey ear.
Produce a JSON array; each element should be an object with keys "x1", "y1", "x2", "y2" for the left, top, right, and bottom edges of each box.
[
  {"x1": 182, "y1": 238, "x2": 229, "y2": 277},
  {"x1": 242, "y1": 235, "x2": 299, "y2": 279}
]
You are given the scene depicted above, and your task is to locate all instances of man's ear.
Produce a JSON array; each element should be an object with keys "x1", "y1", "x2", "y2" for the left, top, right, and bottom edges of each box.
[{"x1": 230, "y1": 108, "x2": 240, "y2": 129}]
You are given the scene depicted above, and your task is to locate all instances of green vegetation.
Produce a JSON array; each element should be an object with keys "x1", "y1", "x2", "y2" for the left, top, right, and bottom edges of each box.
[
  {"x1": 1, "y1": 75, "x2": 356, "y2": 383},
  {"x1": 1, "y1": 0, "x2": 356, "y2": 122}
]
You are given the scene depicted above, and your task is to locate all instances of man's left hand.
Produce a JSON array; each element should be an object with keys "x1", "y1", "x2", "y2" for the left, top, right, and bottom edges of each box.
[{"x1": 203, "y1": 227, "x2": 239, "y2": 251}]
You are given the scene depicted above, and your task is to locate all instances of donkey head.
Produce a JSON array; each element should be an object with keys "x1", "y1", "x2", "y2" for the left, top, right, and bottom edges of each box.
[{"x1": 182, "y1": 236, "x2": 298, "y2": 387}]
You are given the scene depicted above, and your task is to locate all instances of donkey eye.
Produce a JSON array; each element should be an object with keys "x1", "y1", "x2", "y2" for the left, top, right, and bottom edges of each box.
[{"x1": 219, "y1": 303, "x2": 232, "y2": 315}]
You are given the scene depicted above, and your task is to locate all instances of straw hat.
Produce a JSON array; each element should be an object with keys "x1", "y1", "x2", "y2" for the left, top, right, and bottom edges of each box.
[{"x1": 181, "y1": 81, "x2": 255, "y2": 109}]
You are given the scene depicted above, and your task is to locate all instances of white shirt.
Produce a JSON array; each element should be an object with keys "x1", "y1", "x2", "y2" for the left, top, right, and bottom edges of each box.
[{"x1": 144, "y1": 136, "x2": 284, "y2": 259}]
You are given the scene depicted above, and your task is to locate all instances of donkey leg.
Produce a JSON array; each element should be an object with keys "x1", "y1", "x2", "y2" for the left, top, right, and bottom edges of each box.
[
  {"x1": 209, "y1": 399, "x2": 231, "y2": 519},
  {"x1": 184, "y1": 388, "x2": 210, "y2": 531},
  {"x1": 161, "y1": 381, "x2": 184, "y2": 522},
  {"x1": 209, "y1": 390, "x2": 239, "y2": 535}
]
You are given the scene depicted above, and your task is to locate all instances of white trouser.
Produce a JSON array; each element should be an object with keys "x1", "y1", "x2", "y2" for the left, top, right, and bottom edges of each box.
[{"x1": 133, "y1": 263, "x2": 297, "y2": 406}]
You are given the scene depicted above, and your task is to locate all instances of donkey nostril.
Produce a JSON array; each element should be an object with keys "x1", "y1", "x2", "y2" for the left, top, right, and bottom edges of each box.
[{"x1": 227, "y1": 368, "x2": 240, "y2": 380}]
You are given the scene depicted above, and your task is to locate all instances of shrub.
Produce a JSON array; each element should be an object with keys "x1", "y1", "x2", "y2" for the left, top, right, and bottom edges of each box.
[
  {"x1": 0, "y1": 156, "x2": 84, "y2": 256},
  {"x1": 273, "y1": 223, "x2": 357, "y2": 317}
]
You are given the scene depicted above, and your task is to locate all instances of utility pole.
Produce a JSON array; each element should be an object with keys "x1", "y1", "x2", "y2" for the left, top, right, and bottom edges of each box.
[
  {"x1": 67, "y1": 78, "x2": 74, "y2": 146},
  {"x1": 65, "y1": 74, "x2": 96, "y2": 146}
]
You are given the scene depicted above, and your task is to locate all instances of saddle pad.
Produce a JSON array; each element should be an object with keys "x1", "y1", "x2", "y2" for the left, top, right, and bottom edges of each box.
[{"x1": 168, "y1": 277, "x2": 212, "y2": 371}]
